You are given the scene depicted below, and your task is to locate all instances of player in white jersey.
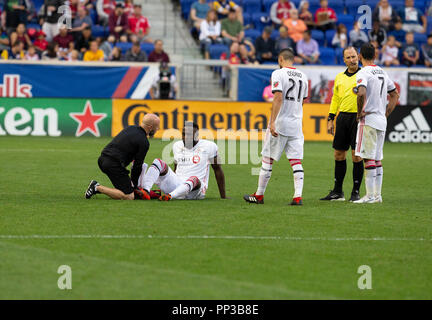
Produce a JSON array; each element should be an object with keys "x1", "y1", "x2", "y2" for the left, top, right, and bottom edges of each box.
[
  {"x1": 135, "y1": 122, "x2": 227, "y2": 201},
  {"x1": 244, "y1": 48, "x2": 308, "y2": 206},
  {"x1": 353, "y1": 43, "x2": 399, "y2": 204}
]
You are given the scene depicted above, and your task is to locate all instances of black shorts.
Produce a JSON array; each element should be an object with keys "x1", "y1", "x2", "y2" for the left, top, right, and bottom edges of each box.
[
  {"x1": 98, "y1": 155, "x2": 134, "y2": 195},
  {"x1": 333, "y1": 112, "x2": 358, "y2": 151}
]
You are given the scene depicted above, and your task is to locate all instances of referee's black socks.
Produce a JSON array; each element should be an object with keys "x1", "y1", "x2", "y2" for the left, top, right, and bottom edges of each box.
[
  {"x1": 333, "y1": 160, "x2": 347, "y2": 193},
  {"x1": 352, "y1": 161, "x2": 364, "y2": 193}
]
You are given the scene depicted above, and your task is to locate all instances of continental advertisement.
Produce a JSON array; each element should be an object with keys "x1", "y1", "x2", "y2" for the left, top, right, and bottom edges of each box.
[
  {"x1": 112, "y1": 99, "x2": 333, "y2": 141},
  {"x1": 0, "y1": 98, "x2": 112, "y2": 137}
]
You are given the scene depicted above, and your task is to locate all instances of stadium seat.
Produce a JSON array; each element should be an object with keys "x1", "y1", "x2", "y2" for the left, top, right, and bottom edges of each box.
[
  {"x1": 180, "y1": 0, "x2": 194, "y2": 20},
  {"x1": 243, "y1": 12, "x2": 251, "y2": 26},
  {"x1": 271, "y1": 29, "x2": 280, "y2": 40},
  {"x1": 209, "y1": 44, "x2": 229, "y2": 59},
  {"x1": 346, "y1": 0, "x2": 365, "y2": 15},
  {"x1": 92, "y1": 25, "x2": 109, "y2": 38},
  {"x1": 320, "y1": 47, "x2": 336, "y2": 65},
  {"x1": 428, "y1": 17, "x2": 432, "y2": 34},
  {"x1": 325, "y1": 29, "x2": 336, "y2": 47},
  {"x1": 117, "y1": 42, "x2": 133, "y2": 54},
  {"x1": 331, "y1": 2, "x2": 345, "y2": 15},
  {"x1": 90, "y1": 9, "x2": 98, "y2": 25},
  {"x1": 140, "y1": 43, "x2": 155, "y2": 56},
  {"x1": 338, "y1": 14, "x2": 355, "y2": 29},
  {"x1": 252, "y1": 12, "x2": 271, "y2": 31},
  {"x1": 242, "y1": 0, "x2": 262, "y2": 15},
  {"x1": 33, "y1": 0, "x2": 44, "y2": 12},
  {"x1": 262, "y1": 0, "x2": 275, "y2": 14},
  {"x1": 311, "y1": 29, "x2": 325, "y2": 46},
  {"x1": 414, "y1": 33, "x2": 428, "y2": 46},
  {"x1": 334, "y1": 47, "x2": 345, "y2": 65},
  {"x1": 27, "y1": 23, "x2": 41, "y2": 31},
  {"x1": 244, "y1": 28, "x2": 261, "y2": 42}
]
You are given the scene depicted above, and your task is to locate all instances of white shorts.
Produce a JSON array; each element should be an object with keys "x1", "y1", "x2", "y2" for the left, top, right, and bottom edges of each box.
[
  {"x1": 138, "y1": 165, "x2": 205, "y2": 200},
  {"x1": 261, "y1": 129, "x2": 304, "y2": 161},
  {"x1": 355, "y1": 124, "x2": 385, "y2": 161}
]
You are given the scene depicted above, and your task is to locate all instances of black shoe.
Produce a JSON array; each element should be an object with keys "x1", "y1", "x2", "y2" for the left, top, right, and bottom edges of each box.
[
  {"x1": 243, "y1": 193, "x2": 264, "y2": 204},
  {"x1": 349, "y1": 190, "x2": 361, "y2": 202},
  {"x1": 320, "y1": 190, "x2": 345, "y2": 201},
  {"x1": 85, "y1": 180, "x2": 99, "y2": 199}
]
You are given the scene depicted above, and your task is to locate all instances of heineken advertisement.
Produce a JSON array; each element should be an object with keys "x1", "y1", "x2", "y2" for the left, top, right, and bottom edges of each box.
[{"x1": 0, "y1": 98, "x2": 112, "y2": 137}]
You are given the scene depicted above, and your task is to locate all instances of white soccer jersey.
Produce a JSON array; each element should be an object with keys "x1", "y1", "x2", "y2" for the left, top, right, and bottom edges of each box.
[
  {"x1": 271, "y1": 67, "x2": 309, "y2": 137},
  {"x1": 173, "y1": 139, "x2": 218, "y2": 191},
  {"x1": 356, "y1": 65, "x2": 396, "y2": 131}
]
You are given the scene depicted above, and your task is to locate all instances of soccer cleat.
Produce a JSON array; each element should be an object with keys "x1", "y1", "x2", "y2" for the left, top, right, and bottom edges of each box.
[
  {"x1": 353, "y1": 195, "x2": 376, "y2": 204},
  {"x1": 149, "y1": 189, "x2": 162, "y2": 199},
  {"x1": 320, "y1": 190, "x2": 345, "y2": 201},
  {"x1": 243, "y1": 193, "x2": 264, "y2": 204},
  {"x1": 374, "y1": 195, "x2": 383, "y2": 203},
  {"x1": 290, "y1": 197, "x2": 303, "y2": 206},
  {"x1": 349, "y1": 190, "x2": 361, "y2": 202},
  {"x1": 134, "y1": 188, "x2": 151, "y2": 200},
  {"x1": 85, "y1": 180, "x2": 100, "y2": 199},
  {"x1": 159, "y1": 194, "x2": 172, "y2": 201}
]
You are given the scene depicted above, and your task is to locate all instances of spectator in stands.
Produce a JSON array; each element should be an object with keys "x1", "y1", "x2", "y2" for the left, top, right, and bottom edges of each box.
[
  {"x1": 24, "y1": 45, "x2": 39, "y2": 60},
  {"x1": 314, "y1": 0, "x2": 336, "y2": 32},
  {"x1": 199, "y1": 9, "x2": 222, "y2": 60},
  {"x1": 190, "y1": 0, "x2": 211, "y2": 31},
  {"x1": 221, "y1": 8, "x2": 244, "y2": 46},
  {"x1": 422, "y1": 34, "x2": 432, "y2": 67},
  {"x1": 381, "y1": 34, "x2": 400, "y2": 66},
  {"x1": 275, "y1": 26, "x2": 296, "y2": 52},
  {"x1": 69, "y1": 0, "x2": 79, "y2": 20},
  {"x1": 2, "y1": 0, "x2": 27, "y2": 33},
  {"x1": 220, "y1": 41, "x2": 241, "y2": 64},
  {"x1": 270, "y1": 0, "x2": 296, "y2": 27},
  {"x1": 25, "y1": 0, "x2": 37, "y2": 23},
  {"x1": 283, "y1": 9, "x2": 307, "y2": 42},
  {"x1": 122, "y1": 41, "x2": 147, "y2": 62},
  {"x1": 148, "y1": 39, "x2": 170, "y2": 63},
  {"x1": 109, "y1": 3, "x2": 128, "y2": 40},
  {"x1": 68, "y1": 49, "x2": 80, "y2": 61},
  {"x1": 10, "y1": 23, "x2": 32, "y2": 50},
  {"x1": 70, "y1": 5, "x2": 93, "y2": 36},
  {"x1": 255, "y1": 26, "x2": 277, "y2": 64},
  {"x1": 33, "y1": 30, "x2": 48, "y2": 53},
  {"x1": 372, "y1": 0, "x2": 399, "y2": 31},
  {"x1": 390, "y1": 18, "x2": 406, "y2": 47},
  {"x1": 96, "y1": 0, "x2": 116, "y2": 26},
  {"x1": 128, "y1": 3, "x2": 152, "y2": 43},
  {"x1": 109, "y1": 46, "x2": 122, "y2": 61},
  {"x1": 123, "y1": 0, "x2": 133, "y2": 16},
  {"x1": 83, "y1": 40, "x2": 105, "y2": 61},
  {"x1": 401, "y1": 31, "x2": 419, "y2": 66},
  {"x1": 262, "y1": 79, "x2": 274, "y2": 102},
  {"x1": 371, "y1": 40, "x2": 381, "y2": 65},
  {"x1": 41, "y1": 41, "x2": 59, "y2": 60},
  {"x1": 53, "y1": 27, "x2": 74, "y2": 51},
  {"x1": 97, "y1": 36, "x2": 112, "y2": 60},
  {"x1": 40, "y1": 0, "x2": 63, "y2": 42},
  {"x1": 150, "y1": 62, "x2": 177, "y2": 99},
  {"x1": 213, "y1": 0, "x2": 243, "y2": 25},
  {"x1": 296, "y1": 29, "x2": 320, "y2": 64},
  {"x1": 332, "y1": 23, "x2": 347, "y2": 48},
  {"x1": 75, "y1": 26, "x2": 94, "y2": 54},
  {"x1": 1, "y1": 40, "x2": 24, "y2": 59},
  {"x1": 0, "y1": 27, "x2": 10, "y2": 52},
  {"x1": 241, "y1": 39, "x2": 258, "y2": 64},
  {"x1": 399, "y1": 0, "x2": 426, "y2": 33},
  {"x1": 368, "y1": 21, "x2": 387, "y2": 48},
  {"x1": 299, "y1": 0, "x2": 314, "y2": 29},
  {"x1": 349, "y1": 21, "x2": 369, "y2": 49}
]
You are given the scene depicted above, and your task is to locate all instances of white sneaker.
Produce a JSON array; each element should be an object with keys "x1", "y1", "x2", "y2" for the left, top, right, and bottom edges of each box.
[
  {"x1": 353, "y1": 195, "x2": 376, "y2": 204},
  {"x1": 374, "y1": 195, "x2": 382, "y2": 203}
]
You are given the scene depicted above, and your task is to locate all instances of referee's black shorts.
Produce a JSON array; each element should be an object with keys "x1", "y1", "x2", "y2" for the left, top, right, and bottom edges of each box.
[
  {"x1": 333, "y1": 112, "x2": 358, "y2": 151},
  {"x1": 98, "y1": 155, "x2": 134, "y2": 195}
]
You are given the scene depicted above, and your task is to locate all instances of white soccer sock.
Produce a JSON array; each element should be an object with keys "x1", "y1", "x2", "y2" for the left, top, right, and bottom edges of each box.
[
  {"x1": 256, "y1": 158, "x2": 273, "y2": 196},
  {"x1": 364, "y1": 160, "x2": 376, "y2": 198},
  {"x1": 142, "y1": 165, "x2": 160, "y2": 191},
  {"x1": 290, "y1": 160, "x2": 304, "y2": 198},
  {"x1": 170, "y1": 182, "x2": 192, "y2": 199},
  {"x1": 375, "y1": 162, "x2": 383, "y2": 197}
]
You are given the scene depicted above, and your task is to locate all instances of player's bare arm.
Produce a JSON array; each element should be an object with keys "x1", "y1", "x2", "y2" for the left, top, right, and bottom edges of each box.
[
  {"x1": 356, "y1": 86, "x2": 367, "y2": 121},
  {"x1": 270, "y1": 91, "x2": 283, "y2": 137},
  {"x1": 211, "y1": 156, "x2": 227, "y2": 199},
  {"x1": 386, "y1": 89, "x2": 400, "y2": 117}
]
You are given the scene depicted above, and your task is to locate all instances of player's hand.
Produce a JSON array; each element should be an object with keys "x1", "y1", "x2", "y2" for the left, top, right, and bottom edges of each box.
[
  {"x1": 327, "y1": 120, "x2": 334, "y2": 135},
  {"x1": 357, "y1": 111, "x2": 367, "y2": 121},
  {"x1": 270, "y1": 123, "x2": 278, "y2": 137}
]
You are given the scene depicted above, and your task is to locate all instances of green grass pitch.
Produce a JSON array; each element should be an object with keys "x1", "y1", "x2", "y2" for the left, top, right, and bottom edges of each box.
[{"x1": 0, "y1": 136, "x2": 431, "y2": 299}]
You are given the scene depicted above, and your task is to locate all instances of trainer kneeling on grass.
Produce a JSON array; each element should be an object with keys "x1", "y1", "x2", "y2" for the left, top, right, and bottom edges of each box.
[{"x1": 85, "y1": 113, "x2": 160, "y2": 200}]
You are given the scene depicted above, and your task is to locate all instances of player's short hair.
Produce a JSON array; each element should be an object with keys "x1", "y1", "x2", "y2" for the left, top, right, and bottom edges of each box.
[
  {"x1": 278, "y1": 48, "x2": 295, "y2": 62},
  {"x1": 184, "y1": 121, "x2": 199, "y2": 131},
  {"x1": 342, "y1": 46, "x2": 357, "y2": 58},
  {"x1": 360, "y1": 43, "x2": 375, "y2": 61}
]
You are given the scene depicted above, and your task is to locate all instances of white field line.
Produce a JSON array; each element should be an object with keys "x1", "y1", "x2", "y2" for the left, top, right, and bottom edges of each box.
[{"x1": 0, "y1": 235, "x2": 430, "y2": 241}]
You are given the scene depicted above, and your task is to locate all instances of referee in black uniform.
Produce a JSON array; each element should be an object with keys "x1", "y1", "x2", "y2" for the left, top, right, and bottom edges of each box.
[
  {"x1": 320, "y1": 47, "x2": 364, "y2": 202},
  {"x1": 85, "y1": 113, "x2": 160, "y2": 200}
]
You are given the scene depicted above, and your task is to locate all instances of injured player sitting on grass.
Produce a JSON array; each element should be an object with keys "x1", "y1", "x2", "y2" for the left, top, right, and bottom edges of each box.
[{"x1": 134, "y1": 121, "x2": 228, "y2": 201}]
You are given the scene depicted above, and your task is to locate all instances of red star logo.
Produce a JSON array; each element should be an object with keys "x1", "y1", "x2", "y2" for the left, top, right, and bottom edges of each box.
[{"x1": 69, "y1": 101, "x2": 107, "y2": 137}]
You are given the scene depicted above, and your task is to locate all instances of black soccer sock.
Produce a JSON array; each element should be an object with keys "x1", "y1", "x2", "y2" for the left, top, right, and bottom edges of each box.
[
  {"x1": 333, "y1": 160, "x2": 347, "y2": 193},
  {"x1": 352, "y1": 161, "x2": 364, "y2": 193}
]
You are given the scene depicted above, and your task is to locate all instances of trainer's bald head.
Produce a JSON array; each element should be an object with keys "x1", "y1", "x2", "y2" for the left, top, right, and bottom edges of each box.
[{"x1": 141, "y1": 113, "x2": 160, "y2": 137}]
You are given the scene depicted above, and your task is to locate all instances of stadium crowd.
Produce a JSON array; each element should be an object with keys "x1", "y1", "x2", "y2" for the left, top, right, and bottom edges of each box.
[
  {"x1": 0, "y1": 0, "x2": 171, "y2": 62},
  {"x1": 184, "y1": 0, "x2": 432, "y2": 67}
]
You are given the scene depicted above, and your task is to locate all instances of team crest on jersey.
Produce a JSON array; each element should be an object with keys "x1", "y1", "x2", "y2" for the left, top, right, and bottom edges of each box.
[
  {"x1": 357, "y1": 79, "x2": 363, "y2": 84},
  {"x1": 274, "y1": 81, "x2": 279, "y2": 88},
  {"x1": 193, "y1": 155, "x2": 201, "y2": 164}
]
